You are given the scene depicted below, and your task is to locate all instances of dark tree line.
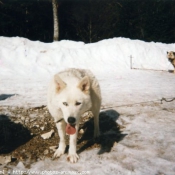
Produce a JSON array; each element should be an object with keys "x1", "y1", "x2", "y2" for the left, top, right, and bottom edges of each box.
[
  {"x1": 0, "y1": 0, "x2": 175, "y2": 43},
  {"x1": 0, "y1": 0, "x2": 53, "y2": 41}
]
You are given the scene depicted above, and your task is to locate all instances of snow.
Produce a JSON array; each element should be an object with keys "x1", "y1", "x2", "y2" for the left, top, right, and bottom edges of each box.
[{"x1": 0, "y1": 36, "x2": 175, "y2": 175}]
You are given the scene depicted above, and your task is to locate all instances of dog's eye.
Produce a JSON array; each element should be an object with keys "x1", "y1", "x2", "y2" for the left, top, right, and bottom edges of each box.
[
  {"x1": 75, "y1": 102, "x2": 81, "y2": 106},
  {"x1": 63, "y1": 102, "x2": 68, "y2": 106}
]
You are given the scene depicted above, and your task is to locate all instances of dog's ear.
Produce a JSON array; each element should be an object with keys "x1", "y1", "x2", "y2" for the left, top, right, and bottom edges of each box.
[
  {"x1": 54, "y1": 74, "x2": 66, "y2": 92},
  {"x1": 173, "y1": 52, "x2": 175, "y2": 55},
  {"x1": 167, "y1": 51, "x2": 169, "y2": 54},
  {"x1": 78, "y1": 76, "x2": 90, "y2": 94}
]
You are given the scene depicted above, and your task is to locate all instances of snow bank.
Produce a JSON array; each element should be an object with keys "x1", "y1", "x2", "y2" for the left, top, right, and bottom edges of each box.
[{"x1": 0, "y1": 37, "x2": 174, "y2": 79}]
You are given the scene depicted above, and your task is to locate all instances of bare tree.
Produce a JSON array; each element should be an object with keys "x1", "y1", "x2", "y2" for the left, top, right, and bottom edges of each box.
[{"x1": 52, "y1": 0, "x2": 59, "y2": 41}]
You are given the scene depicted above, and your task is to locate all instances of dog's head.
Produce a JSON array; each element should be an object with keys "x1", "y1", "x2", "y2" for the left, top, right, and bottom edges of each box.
[
  {"x1": 167, "y1": 51, "x2": 175, "y2": 60},
  {"x1": 54, "y1": 74, "x2": 92, "y2": 125}
]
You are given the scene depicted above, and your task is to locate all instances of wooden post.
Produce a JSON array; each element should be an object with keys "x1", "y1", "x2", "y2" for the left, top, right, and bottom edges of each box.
[{"x1": 130, "y1": 55, "x2": 132, "y2": 69}]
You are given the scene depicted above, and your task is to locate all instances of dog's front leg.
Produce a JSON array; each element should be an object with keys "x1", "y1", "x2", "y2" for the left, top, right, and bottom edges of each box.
[
  {"x1": 54, "y1": 120, "x2": 66, "y2": 158},
  {"x1": 67, "y1": 125, "x2": 79, "y2": 163}
]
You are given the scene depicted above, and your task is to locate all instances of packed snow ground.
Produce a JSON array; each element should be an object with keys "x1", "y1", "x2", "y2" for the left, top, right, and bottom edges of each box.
[{"x1": 0, "y1": 37, "x2": 175, "y2": 175}]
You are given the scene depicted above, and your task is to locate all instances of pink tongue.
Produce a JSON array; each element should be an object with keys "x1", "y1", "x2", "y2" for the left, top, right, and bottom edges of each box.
[{"x1": 66, "y1": 124, "x2": 76, "y2": 135}]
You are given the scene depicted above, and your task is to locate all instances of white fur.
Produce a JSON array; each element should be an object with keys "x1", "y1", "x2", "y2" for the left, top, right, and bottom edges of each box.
[{"x1": 47, "y1": 68, "x2": 101, "y2": 163}]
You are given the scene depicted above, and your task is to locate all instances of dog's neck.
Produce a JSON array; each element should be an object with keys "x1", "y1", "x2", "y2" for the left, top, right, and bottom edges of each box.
[{"x1": 168, "y1": 58, "x2": 174, "y2": 63}]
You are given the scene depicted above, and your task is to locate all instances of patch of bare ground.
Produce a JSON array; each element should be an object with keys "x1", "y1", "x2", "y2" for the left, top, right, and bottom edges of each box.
[{"x1": 0, "y1": 106, "x2": 124, "y2": 168}]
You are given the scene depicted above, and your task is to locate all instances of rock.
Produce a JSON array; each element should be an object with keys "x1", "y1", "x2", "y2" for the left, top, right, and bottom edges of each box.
[
  {"x1": 16, "y1": 161, "x2": 25, "y2": 169},
  {"x1": 38, "y1": 156, "x2": 45, "y2": 160},
  {"x1": 25, "y1": 118, "x2": 29, "y2": 123},
  {"x1": 40, "y1": 126, "x2": 45, "y2": 130},
  {"x1": 30, "y1": 114, "x2": 37, "y2": 118},
  {"x1": 21, "y1": 116, "x2": 25, "y2": 121},
  {"x1": 14, "y1": 120, "x2": 21, "y2": 124},
  {"x1": 44, "y1": 149, "x2": 49, "y2": 155},
  {"x1": 25, "y1": 152, "x2": 32, "y2": 159},
  {"x1": 41, "y1": 129, "x2": 54, "y2": 139},
  {"x1": 49, "y1": 146, "x2": 57, "y2": 152},
  {"x1": 79, "y1": 129, "x2": 84, "y2": 134},
  {"x1": 22, "y1": 109, "x2": 28, "y2": 113},
  {"x1": 30, "y1": 118, "x2": 37, "y2": 122},
  {"x1": 0, "y1": 155, "x2": 11, "y2": 165}
]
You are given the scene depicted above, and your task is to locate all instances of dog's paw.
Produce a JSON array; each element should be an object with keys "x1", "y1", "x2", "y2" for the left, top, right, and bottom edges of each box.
[
  {"x1": 53, "y1": 148, "x2": 65, "y2": 158},
  {"x1": 67, "y1": 153, "x2": 79, "y2": 163}
]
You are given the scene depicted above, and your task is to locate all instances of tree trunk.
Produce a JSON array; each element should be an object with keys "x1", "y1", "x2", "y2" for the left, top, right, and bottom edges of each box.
[
  {"x1": 89, "y1": 0, "x2": 92, "y2": 43},
  {"x1": 89, "y1": 17, "x2": 92, "y2": 43},
  {"x1": 52, "y1": 0, "x2": 59, "y2": 41}
]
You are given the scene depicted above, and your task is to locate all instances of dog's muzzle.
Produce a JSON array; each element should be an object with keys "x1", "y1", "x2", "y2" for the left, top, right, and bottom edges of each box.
[{"x1": 67, "y1": 116, "x2": 76, "y2": 125}]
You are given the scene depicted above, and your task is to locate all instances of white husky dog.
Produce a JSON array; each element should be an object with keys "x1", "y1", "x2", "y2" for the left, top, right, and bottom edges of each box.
[{"x1": 47, "y1": 68, "x2": 101, "y2": 163}]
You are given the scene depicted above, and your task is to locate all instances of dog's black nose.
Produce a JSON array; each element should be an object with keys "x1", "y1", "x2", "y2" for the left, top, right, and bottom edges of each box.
[{"x1": 68, "y1": 117, "x2": 76, "y2": 124}]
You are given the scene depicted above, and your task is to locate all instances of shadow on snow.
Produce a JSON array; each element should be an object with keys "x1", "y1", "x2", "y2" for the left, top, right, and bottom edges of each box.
[
  {"x1": 0, "y1": 94, "x2": 16, "y2": 101},
  {"x1": 77, "y1": 109, "x2": 127, "y2": 155}
]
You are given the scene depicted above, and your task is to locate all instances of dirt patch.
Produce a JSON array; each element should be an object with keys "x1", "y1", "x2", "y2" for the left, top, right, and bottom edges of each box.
[{"x1": 0, "y1": 106, "x2": 124, "y2": 169}]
